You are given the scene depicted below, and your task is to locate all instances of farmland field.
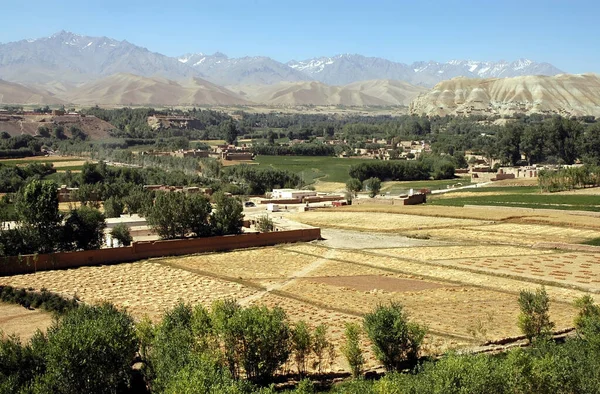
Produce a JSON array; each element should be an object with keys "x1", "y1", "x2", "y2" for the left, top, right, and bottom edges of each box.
[
  {"x1": 253, "y1": 155, "x2": 373, "y2": 184},
  {"x1": 2, "y1": 198, "x2": 600, "y2": 372},
  {"x1": 429, "y1": 190, "x2": 600, "y2": 211}
]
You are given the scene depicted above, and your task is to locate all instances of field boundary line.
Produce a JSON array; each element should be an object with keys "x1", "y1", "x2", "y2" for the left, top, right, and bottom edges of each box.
[{"x1": 281, "y1": 246, "x2": 588, "y2": 303}]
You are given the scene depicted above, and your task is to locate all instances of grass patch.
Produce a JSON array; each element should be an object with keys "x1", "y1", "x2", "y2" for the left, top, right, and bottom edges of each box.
[
  {"x1": 253, "y1": 156, "x2": 374, "y2": 184},
  {"x1": 458, "y1": 186, "x2": 540, "y2": 194},
  {"x1": 429, "y1": 193, "x2": 600, "y2": 212}
]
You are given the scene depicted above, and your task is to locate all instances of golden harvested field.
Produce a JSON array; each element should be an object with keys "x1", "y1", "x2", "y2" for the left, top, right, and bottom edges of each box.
[
  {"x1": 51, "y1": 160, "x2": 88, "y2": 168},
  {"x1": 327, "y1": 204, "x2": 600, "y2": 229},
  {"x1": 0, "y1": 261, "x2": 258, "y2": 320},
  {"x1": 313, "y1": 181, "x2": 346, "y2": 193},
  {"x1": 3, "y1": 201, "x2": 600, "y2": 372},
  {"x1": 288, "y1": 211, "x2": 487, "y2": 232},
  {"x1": 375, "y1": 245, "x2": 553, "y2": 260}
]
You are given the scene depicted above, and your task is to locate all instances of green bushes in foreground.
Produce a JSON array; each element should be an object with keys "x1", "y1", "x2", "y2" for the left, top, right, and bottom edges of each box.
[{"x1": 4, "y1": 291, "x2": 600, "y2": 393}]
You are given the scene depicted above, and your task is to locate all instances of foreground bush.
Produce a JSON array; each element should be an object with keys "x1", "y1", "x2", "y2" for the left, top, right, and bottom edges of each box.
[
  {"x1": 0, "y1": 303, "x2": 137, "y2": 393},
  {"x1": 363, "y1": 302, "x2": 426, "y2": 372}
]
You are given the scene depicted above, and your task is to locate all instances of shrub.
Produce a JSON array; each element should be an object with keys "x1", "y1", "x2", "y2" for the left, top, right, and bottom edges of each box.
[
  {"x1": 256, "y1": 215, "x2": 274, "y2": 233},
  {"x1": 363, "y1": 177, "x2": 382, "y2": 198},
  {"x1": 103, "y1": 196, "x2": 124, "y2": 218},
  {"x1": 311, "y1": 324, "x2": 332, "y2": 374},
  {"x1": 342, "y1": 323, "x2": 364, "y2": 379},
  {"x1": 292, "y1": 321, "x2": 312, "y2": 376},
  {"x1": 110, "y1": 223, "x2": 133, "y2": 247},
  {"x1": 363, "y1": 302, "x2": 427, "y2": 372},
  {"x1": 518, "y1": 287, "x2": 554, "y2": 343},
  {"x1": 39, "y1": 303, "x2": 138, "y2": 394}
]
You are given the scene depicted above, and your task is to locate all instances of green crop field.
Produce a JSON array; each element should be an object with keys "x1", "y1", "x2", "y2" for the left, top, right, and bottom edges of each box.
[
  {"x1": 0, "y1": 158, "x2": 82, "y2": 166},
  {"x1": 253, "y1": 155, "x2": 374, "y2": 184},
  {"x1": 446, "y1": 186, "x2": 540, "y2": 194},
  {"x1": 429, "y1": 192, "x2": 600, "y2": 212}
]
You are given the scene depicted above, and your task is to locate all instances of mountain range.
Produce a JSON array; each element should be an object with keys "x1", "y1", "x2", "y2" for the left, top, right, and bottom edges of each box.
[
  {"x1": 2, "y1": 31, "x2": 598, "y2": 117},
  {"x1": 409, "y1": 73, "x2": 600, "y2": 117},
  {"x1": 0, "y1": 31, "x2": 564, "y2": 88}
]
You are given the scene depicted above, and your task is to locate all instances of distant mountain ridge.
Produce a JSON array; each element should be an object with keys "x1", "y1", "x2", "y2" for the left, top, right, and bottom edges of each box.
[
  {"x1": 0, "y1": 31, "x2": 199, "y2": 85},
  {"x1": 0, "y1": 31, "x2": 565, "y2": 88},
  {"x1": 288, "y1": 54, "x2": 564, "y2": 86}
]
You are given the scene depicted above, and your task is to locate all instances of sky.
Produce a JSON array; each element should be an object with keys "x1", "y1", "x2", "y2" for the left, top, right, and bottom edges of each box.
[{"x1": 1, "y1": 0, "x2": 599, "y2": 73}]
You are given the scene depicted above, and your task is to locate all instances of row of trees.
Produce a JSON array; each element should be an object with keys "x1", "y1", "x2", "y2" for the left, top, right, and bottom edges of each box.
[
  {"x1": 0, "y1": 180, "x2": 107, "y2": 256},
  {"x1": 146, "y1": 192, "x2": 244, "y2": 239},
  {"x1": 251, "y1": 143, "x2": 336, "y2": 157},
  {"x1": 348, "y1": 157, "x2": 457, "y2": 183},
  {"x1": 0, "y1": 162, "x2": 56, "y2": 193},
  {"x1": 225, "y1": 165, "x2": 304, "y2": 195},
  {"x1": 538, "y1": 165, "x2": 600, "y2": 192}
]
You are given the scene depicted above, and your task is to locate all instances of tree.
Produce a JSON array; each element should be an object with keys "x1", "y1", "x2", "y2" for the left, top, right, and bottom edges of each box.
[
  {"x1": 103, "y1": 196, "x2": 124, "y2": 218},
  {"x1": 311, "y1": 324, "x2": 331, "y2": 374},
  {"x1": 495, "y1": 124, "x2": 522, "y2": 165},
  {"x1": 267, "y1": 130, "x2": 276, "y2": 145},
  {"x1": 292, "y1": 321, "x2": 312, "y2": 376},
  {"x1": 209, "y1": 300, "x2": 291, "y2": 384},
  {"x1": 146, "y1": 192, "x2": 189, "y2": 239},
  {"x1": 345, "y1": 178, "x2": 362, "y2": 197},
  {"x1": 69, "y1": 126, "x2": 88, "y2": 141},
  {"x1": 518, "y1": 286, "x2": 555, "y2": 343},
  {"x1": 256, "y1": 215, "x2": 274, "y2": 233},
  {"x1": 574, "y1": 295, "x2": 600, "y2": 332},
  {"x1": 184, "y1": 193, "x2": 213, "y2": 237},
  {"x1": 14, "y1": 179, "x2": 62, "y2": 253},
  {"x1": 37, "y1": 125, "x2": 51, "y2": 138},
  {"x1": 342, "y1": 323, "x2": 364, "y2": 379},
  {"x1": 521, "y1": 125, "x2": 546, "y2": 165},
  {"x1": 53, "y1": 125, "x2": 66, "y2": 140},
  {"x1": 234, "y1": 305, "x2": 291, "y2": 383},
  {"x1": 211, "y1": 193, "x2": 243, "y2": 236},
  {"x1": 123, "y1": 186, "x2": 153, "y2": 215},
  {"x1": 62, "y1": 206, "x2": 106, "y2": 250},
  {"x1": 38, "y1": 303, "x2": 138, "y2": 394},
  {"x1": 363, "y1": 302, "x2": 427, "y2": 372},
  {"x1": 110, "y1": 223, "x2": 132, "y2": 247},
  {"x1": 363, "y1": 177, "x2": 382, "y2": 198},
  {"x1": 222, "y1": 121, "x2": 239, "y2": 145}
]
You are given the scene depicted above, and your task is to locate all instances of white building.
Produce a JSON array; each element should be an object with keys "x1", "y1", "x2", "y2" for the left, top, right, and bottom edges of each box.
[{"x1": 271, "y1": 189, "x2": 317, "y2": 199}]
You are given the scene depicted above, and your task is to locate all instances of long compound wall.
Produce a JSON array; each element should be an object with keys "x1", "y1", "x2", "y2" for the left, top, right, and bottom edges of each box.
[{"x1": 0, "y1": 228, "x2": 321, "y2": 276}]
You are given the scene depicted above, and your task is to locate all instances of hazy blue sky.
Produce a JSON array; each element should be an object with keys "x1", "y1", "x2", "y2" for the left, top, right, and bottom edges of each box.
[{"x1": 2, "y1": 0, "x2": 598, "y2": 73}]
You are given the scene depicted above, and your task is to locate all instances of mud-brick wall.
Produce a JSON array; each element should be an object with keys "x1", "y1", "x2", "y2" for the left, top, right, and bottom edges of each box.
[{"x1": 0, "y1": 228, "x2": 321, "y2": 276}]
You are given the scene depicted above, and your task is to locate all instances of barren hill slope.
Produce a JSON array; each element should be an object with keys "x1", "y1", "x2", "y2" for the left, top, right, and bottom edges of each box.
[
  {"x1": 231, "y1": 79, "x2": 426, "y2": 106},
  {"x1": 410, "y1": 74, "x2": 600, "y2": 117},
  {"x1": 0, "y1": 114, "x2": 114, "y2": 139},
  {"x1": 61, "y1": 73, "x2": 251, "y2": 106},
  {"x1": 0, "y1": 79, "x2": 65, "y2": 105}
]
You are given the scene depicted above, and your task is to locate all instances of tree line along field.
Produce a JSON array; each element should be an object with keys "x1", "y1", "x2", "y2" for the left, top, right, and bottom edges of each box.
[{"x1": 3, "y1": 201, "x2": 600, "y2": 375}]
